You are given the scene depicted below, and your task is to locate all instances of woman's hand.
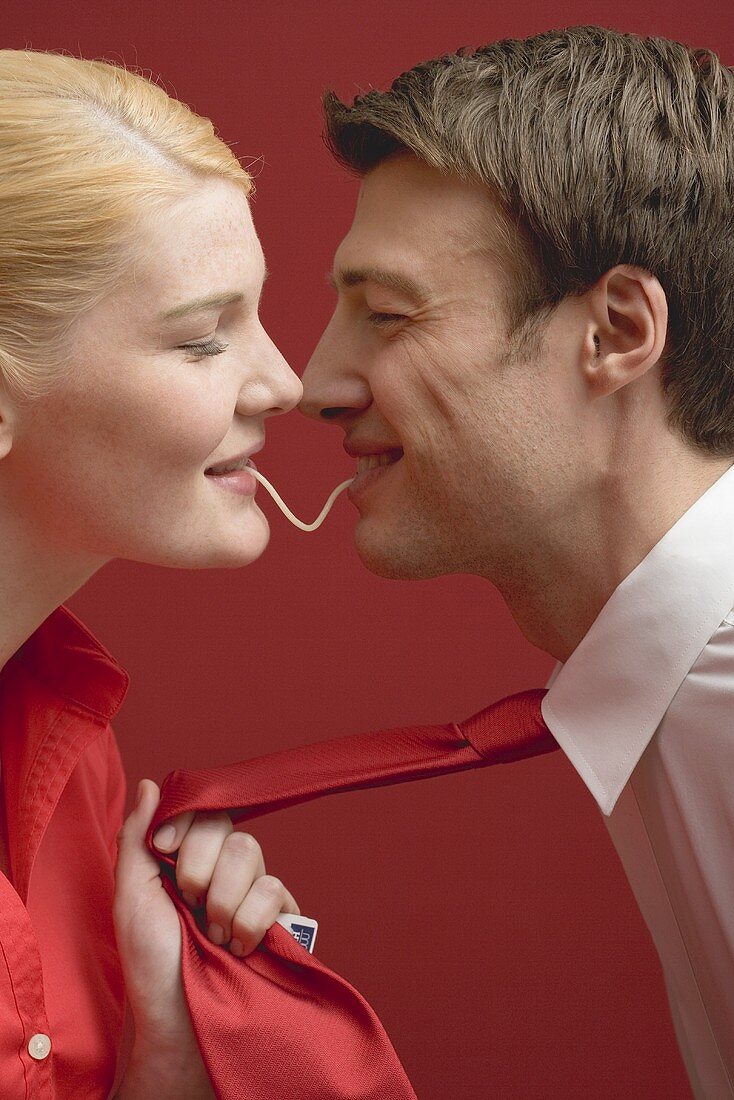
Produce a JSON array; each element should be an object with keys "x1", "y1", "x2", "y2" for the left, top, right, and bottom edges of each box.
[{"x1": 113, "y1": 779, "x2": 300, "y2": 1099}]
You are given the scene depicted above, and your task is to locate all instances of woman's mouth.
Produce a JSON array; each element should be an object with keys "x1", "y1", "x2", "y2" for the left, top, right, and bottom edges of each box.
[{"x1": 204, "y1": 456, "x2": 258, "y2": 496}]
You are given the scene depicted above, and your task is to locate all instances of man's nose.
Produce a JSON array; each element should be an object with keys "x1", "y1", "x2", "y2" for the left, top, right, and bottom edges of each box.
[{"x1": 299, "y1": 337, "x2": 371, "y2": 424}]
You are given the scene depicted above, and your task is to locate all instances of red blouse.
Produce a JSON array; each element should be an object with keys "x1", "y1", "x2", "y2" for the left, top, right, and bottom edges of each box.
[{"x1": 0, "y1": 604, "x2": 130, "y2": 1099}]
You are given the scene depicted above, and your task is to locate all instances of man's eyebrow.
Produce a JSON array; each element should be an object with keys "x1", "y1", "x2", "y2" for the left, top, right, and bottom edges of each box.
[
  {"x1": 157, "y1": 267, "x2": 270, "y2": 321},
  {"x1": 326, "y1": 266, "x2": 428, "y2": 303}
]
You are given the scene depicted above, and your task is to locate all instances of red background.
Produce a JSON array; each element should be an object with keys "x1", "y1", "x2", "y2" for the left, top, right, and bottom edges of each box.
[{"x1": 6, "y1": 2, "x2": 732, "y2": 1096}]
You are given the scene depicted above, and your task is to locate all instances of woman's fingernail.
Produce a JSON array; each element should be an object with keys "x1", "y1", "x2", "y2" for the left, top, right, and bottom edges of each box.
[
  {"x1": 208, "y1": 923, "x2": 225, "y2": 946},
  {"x1": 135, "y1": 780, "x2": 145, "y2": 808},
  {"x1": 182, "y1": 890, "x2": 199, "y2": 908},
  {"x1": 153, "y1": 824, "x2": 176, "y2": 850},
  {"x1": 229, "y1": 938, "x2": 244, "y2": 957}
]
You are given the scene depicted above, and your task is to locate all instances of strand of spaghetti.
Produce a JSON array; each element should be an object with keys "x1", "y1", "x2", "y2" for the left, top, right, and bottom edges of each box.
[{"x1": 250, "y1": 469, "x2": 354, "y2": 532}]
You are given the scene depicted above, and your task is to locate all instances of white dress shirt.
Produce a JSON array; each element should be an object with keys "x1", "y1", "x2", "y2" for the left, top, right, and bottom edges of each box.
[{"x1": 542, "y1": 461, "x2": 734, "y2": 1100}]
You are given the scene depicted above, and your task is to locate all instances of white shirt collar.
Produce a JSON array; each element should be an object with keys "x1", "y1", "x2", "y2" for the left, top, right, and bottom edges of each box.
[{"x1": 541, "y1": 462, "x2": 734, "y2": 816}]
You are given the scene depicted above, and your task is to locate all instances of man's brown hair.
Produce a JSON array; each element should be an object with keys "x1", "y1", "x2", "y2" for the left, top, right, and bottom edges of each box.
[{"x1": 323, "y1": 26, "x2": 734, "y2": 456}]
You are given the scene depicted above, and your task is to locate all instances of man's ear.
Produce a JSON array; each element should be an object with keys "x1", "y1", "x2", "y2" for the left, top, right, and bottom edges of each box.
[{"x1": 582, "y1": 265, "x2": 668, "y2": 398}]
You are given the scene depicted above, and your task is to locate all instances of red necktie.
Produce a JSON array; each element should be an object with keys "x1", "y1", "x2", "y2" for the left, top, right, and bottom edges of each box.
[{"x1": 147, "y1": 688, "x2": 557, "y2": 1099}]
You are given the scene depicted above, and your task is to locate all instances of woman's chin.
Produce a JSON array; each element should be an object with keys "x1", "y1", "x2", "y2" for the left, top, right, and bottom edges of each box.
[
  {"x1": 201, "y1": 521, "x2": 271, "y2": 569},
  {"x1": 139, "y1": 512, "x2": 271, "y2": 570},
  {"x1": 201, "y1": 541, "x2": 269, "y2": 569}
]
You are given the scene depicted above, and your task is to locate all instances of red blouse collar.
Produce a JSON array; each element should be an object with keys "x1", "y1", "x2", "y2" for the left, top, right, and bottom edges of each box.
[{"x1": 8, "y1": 603, "x2": 130, "y2": 720}]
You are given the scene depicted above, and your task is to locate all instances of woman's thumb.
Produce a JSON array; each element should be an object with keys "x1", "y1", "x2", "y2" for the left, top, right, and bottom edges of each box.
[{"x1": 115, "y1": 778, "x2": 162, "y2": 891}]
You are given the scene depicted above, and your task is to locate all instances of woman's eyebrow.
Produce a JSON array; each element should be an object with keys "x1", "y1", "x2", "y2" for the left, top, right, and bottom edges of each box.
[
  {"x1": 157, "y1": 269, "x2": 270, "y2": 322},
  {"x1": 157, "y1": 291, "x2": 245, "y2": 321}
]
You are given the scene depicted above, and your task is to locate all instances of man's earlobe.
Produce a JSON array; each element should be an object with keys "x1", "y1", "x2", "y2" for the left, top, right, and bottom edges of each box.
[{"x1": 586, "y1": 266, "x2": 668, "y2": 397}]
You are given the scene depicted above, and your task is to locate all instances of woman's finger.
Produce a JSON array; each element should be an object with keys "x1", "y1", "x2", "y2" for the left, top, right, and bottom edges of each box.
[
  {"x1": 229, "y1": 875, "x2": 300, "y2": 957},
  {"x1": 152, "y1": 809, "x2": 196, "y2": 853},
  {"x1": 204, "y1": 831, "x2": 267, "y2": 944},
  {"x1": 174, "y1": 810, "x2": 235, "y2": 906},
  {"x1": 115, "y1": 780, "x2": 163, "y2": 909}
]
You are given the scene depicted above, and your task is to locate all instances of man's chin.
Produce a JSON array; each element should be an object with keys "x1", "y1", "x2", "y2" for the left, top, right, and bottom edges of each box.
[{"x1": 353, "y1": 523, "x2": 442, "y2": 581}]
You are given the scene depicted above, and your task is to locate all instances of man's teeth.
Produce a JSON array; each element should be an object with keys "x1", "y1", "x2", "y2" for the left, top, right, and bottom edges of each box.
[{"x1": 357, "y1": 453, "x2": 400, "y2": 473}]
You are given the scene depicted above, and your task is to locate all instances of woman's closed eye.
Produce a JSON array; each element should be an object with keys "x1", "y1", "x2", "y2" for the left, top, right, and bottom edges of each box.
[{"x1": 179, "y1": 337, "x2": 229, "y2": 361}]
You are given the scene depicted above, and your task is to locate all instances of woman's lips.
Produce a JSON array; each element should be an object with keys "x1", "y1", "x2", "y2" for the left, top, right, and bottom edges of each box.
[{"x1": 205, "y1": 463, "x2": 257, "y2": 496}]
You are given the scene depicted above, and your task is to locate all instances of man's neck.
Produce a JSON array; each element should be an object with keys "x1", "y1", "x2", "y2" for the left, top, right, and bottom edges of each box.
[{"x1": 495, "y1": 451, "x2": 734, "y2": 664}]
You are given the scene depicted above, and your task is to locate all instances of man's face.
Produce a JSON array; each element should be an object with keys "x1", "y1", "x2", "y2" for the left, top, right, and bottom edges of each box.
[{"x1": 301, "y1": 155, "x2": 587, "y2": 585}]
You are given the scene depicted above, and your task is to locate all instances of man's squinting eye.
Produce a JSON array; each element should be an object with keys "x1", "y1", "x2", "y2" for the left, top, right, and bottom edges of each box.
[
  {"x1": 179, "y1": 338, "x2": 229, "y2": 361},
  {"x1": 368, "y1": 311, "x2": 406, "y2": 328}
]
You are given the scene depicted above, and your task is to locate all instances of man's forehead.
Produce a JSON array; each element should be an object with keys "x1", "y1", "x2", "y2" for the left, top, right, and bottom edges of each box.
[
  {"x1": 345, "y1": 159, "x2": 505, "y2": 269},
  {"x1": 332, "y1": 217, "x2": 502, "y2": 301},
  {"x1": 358, "y1": 156, "x2": 494, "y2": 219}
]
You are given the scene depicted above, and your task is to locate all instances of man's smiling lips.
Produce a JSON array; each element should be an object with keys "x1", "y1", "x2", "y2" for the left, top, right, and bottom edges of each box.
[{"x1": 344, "y1": 441, "x2": 404, "y2": 496}]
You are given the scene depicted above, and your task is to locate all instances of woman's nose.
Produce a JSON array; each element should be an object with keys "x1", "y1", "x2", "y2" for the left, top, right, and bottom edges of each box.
[
  {"x1": 243, "y1": 335, "x2": 303, "y2": 418},
  {"x1": 269, "y1": 355, "x2": 303, "y2": 416}
]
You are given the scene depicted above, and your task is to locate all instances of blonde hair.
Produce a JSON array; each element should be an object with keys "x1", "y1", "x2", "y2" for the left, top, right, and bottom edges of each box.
[{"x1": 0, "y1": 50, "x2": 253, "y2": 403}]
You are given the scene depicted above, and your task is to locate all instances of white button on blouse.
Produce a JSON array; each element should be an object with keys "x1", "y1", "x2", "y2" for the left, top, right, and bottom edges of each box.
[{"x1": 28, "y1": 1032, "x2": 52, "y2": 1061}]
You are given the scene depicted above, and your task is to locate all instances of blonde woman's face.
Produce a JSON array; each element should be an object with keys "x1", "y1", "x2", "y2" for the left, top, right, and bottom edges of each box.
[{"x1": 7, "y1": 179, "x2": 302, "y2": 569}]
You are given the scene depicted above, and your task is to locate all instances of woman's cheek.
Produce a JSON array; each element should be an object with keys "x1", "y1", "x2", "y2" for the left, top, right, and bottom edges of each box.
[
  {"x1": 147, "y1": 379, "x2": 236, "y2": 470},
  {"x1": 97, "y1": 386, "x2": 218, "y2": 479}
]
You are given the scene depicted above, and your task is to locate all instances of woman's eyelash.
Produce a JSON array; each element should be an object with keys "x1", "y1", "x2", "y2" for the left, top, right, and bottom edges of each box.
[{"x1": 180, "y1": 338, "x2": 229, "y2": 360}]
